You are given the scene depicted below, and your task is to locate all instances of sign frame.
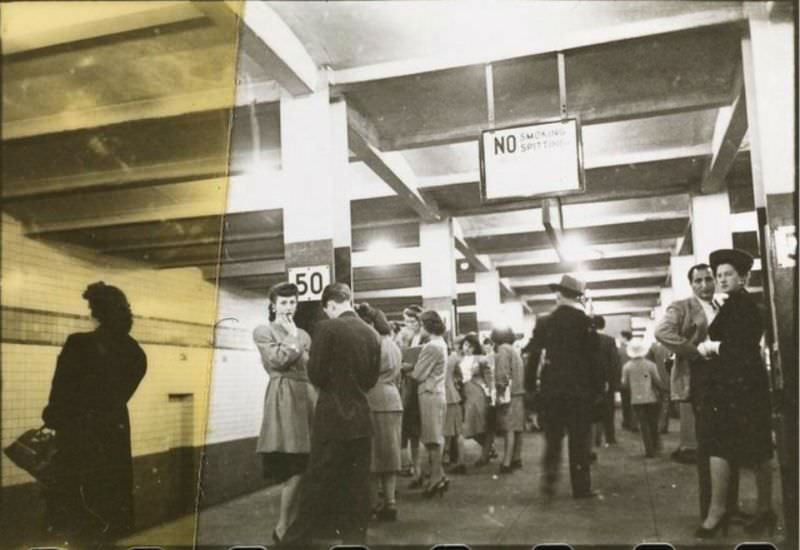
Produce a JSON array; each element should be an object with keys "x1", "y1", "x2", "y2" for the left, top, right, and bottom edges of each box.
[
  {"x1": 478, "y1": 116, "x2": 587, "y2": 205},
  {"x1": 287, "y1": 264, "x2": 331, "y2": 302}
]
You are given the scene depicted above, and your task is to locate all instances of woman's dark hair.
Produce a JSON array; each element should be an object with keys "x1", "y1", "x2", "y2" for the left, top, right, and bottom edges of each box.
[
  {"x1": 461, "y1": 332, "x2": 482, "y2": 355},
  {"x1": 355, "y1": 303, "x2": 393, "y2": 336},
  {"x1": 267, "y1": 282, "x2": 298, "y2": 322},
  {"x1": 490, "y1": 326, "x2": 515, "y2": 346},
  {"x1": 420, "y1": 310, "x2": 446, "y2": 336},
  {"x1": 83, "y1": 281, "x2": 133, "y2": 334}
]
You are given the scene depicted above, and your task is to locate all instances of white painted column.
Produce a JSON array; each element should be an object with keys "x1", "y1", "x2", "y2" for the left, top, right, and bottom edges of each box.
[
  {"x1": 669, "y1": 255, "x2": 695, "y2": 300},
  {"x1": 420, "y1": 219, "x2": 457, "y2": 337},
  {"x1": 475, "y1": 270, "x2": 502, "y2": 333},
  {"x1": 691, "y1": 192, "x2": 733, "y2": 263}
]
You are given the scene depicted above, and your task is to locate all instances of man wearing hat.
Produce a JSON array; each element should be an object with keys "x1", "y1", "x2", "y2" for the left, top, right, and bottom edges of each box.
[{"x1": 524, "y1": 274, "x2": 603, "y2": 498}]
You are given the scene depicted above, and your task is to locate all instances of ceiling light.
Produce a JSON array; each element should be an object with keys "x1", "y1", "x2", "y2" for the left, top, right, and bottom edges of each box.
[{"x1": 459, "y1": 261, "x2": 470, "y2": 271}]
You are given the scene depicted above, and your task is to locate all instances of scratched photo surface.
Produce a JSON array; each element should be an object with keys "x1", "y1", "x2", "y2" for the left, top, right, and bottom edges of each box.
[{"x1": 1, "y1": 2, "x2": 796, "y2": 550}]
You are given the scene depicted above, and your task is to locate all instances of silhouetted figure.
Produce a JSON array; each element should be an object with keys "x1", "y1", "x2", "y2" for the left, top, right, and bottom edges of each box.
[{"x1": 43, "y1": 282, "x2": 146, "y2": 545}]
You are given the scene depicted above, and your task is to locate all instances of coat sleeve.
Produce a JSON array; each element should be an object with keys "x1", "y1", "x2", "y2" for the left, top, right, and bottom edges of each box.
[
  {"x1": 361, "y1": 331, "x2": 381, "y2": 391},
  {"x1": 710, "y1": 293, "x2": 764, "y2": 375},
  {"x1": 253, "y1": 324, "x2": 304, "y2": 373},
  {"x1": 524, "y1": 318, "x2": 548, "y2": 392},
  {"x1": 494, "y1": 346, "x2": 512, "y2": 389},
  {"x1": 113, "y1": 344, "x2": 147, "y2": 406},
  {"x1": 410, "y1": 344, "x2": 439, "y2": 383},
  {"x1": 655, "y1": 302, "x2": 702, "y2": 360},
  {"x1": 307, "y1": 322, "x2": 333, "y2": 389},
  {"x1": 650, "y1": 362, "x2": 666, "y2": 391},
  {"x1": 42, "y1": 335, "x2": 83, "y2": 429}
]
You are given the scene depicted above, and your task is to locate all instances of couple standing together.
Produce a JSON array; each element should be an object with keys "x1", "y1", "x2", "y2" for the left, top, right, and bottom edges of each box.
[
  {"x1": 655, "y1": 249, "x2": 775, "y2": 538},
  {"x1": 252, "y1": 281, "x2": 392, "y2": 546}
]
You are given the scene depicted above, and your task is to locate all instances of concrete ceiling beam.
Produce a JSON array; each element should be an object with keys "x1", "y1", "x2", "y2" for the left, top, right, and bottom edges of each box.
[
  {"x1": 700, "y1": 85, "x2": 748, "y2": 194},
  {"x1": 2, "y1": 2, "x2": 204, "y2": 56},
  {"x1": 2, "y1": 82, "x2": 280, "y2": 141},
  {"x1": 194, "y1": 1, "x2": 318, "y2": 95},
  {"x1": 347, "y1": 104, "x2": 442, "y2": 223},
  {"x1": 330, "y1": 5, "x2": 745, "y2": 88}
]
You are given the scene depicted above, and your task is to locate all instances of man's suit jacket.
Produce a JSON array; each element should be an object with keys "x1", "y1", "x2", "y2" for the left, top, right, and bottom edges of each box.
[
  {"x1": 654, "y1": 297, "x2": 709, "y2": 401},
  {"x1": 525, "y1": 305, "x2": 602, "y2": 399},
  {"x1": 307, "y1": 310, "x2": 381, "y2": 441}
]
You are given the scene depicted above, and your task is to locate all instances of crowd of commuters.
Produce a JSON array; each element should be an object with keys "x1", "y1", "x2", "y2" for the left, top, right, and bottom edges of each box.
[{"x1": 35, "y1": 247, "x2": 776, "y2": 547}]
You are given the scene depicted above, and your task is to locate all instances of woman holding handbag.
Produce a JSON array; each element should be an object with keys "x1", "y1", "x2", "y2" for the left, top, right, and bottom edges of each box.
[{"x1": 42, "y1": 282, "x2": 147, "y2": 544}]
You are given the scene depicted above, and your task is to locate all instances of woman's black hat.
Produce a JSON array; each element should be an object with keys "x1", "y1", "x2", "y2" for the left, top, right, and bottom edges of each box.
[{"x1": 709, "y1": 248, "x2": 754, "y2": 275}]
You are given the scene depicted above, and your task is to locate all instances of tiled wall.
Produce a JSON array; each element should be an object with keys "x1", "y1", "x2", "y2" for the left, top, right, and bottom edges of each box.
[{"x1": 1, "y1": 213, "x2": 272, "y2": 492}]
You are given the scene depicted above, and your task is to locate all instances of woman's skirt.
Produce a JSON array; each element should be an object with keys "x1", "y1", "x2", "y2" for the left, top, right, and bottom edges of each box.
[
  {"x1": 370, "y1": 411, "x2": 403, "y2": 473},
  {"x1": 496, "y1": 395, "x2": 525, "y2": 433},
  {"x1": 261, "y1": 452, "x2": 309, "y2": 483},
  {"x1": 462, "y1": 381, "x2": 488, "y2": 438},
  {"x1": 419, "y1": 392, "x2": 447, "y2": 445},
  {"x1": 401, "y1": 377, "x2": 421, "y2": 441},
  {"x1": 444, "y1": 403, "x2": 463, "y2": 437}
]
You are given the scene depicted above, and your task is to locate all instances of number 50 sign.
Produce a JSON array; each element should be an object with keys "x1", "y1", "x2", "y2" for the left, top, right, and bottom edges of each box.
[{"x1": 288, "y1": 265, "x2": 331, "y2": 302}]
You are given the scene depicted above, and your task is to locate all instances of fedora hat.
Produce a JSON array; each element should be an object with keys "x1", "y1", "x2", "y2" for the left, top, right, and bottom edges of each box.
[
  {"x1": 626, "y1": 338, "x2": 650, "y2": 359},
  {"x1": 548, "y1": 274, "x2": 586, "y2": 297},
  {"x1": 709, "y1": 248, "x2": 754, "y2": 275}
]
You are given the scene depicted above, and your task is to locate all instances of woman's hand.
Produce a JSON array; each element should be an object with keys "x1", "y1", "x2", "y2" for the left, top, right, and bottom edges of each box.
[
  {"x1": 697, "y1": 340, "x2": 721, "y2": 358},
  {"x1": 278, "y1": 313, "x2": 298, "y2": 337}
]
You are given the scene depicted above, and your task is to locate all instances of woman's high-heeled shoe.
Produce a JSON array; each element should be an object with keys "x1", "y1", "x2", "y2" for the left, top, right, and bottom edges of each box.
[
  {"x1": 744, "y1": 510, "x2": 777, "y2": 536},
  {"x1": 422, "y1": 477, "x2": 448, "y2": 499},
  {"x1": 694, "y1": 514, "x2": 729, "y2": 539}
]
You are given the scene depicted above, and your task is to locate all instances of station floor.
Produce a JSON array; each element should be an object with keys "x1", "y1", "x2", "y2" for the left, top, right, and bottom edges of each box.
[{"x1": 121, "y1": 419, "x2": 786, "y2": 549}]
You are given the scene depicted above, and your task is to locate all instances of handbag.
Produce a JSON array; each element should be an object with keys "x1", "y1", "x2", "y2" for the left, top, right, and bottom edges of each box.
[{"x1": 3, "y1": 426, "x2": 59, "y2": 485}]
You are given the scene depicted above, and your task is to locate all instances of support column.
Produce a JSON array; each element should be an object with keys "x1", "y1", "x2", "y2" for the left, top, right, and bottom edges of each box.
[
  {"x1": 331, "y1": 99, "x2": 353, "y2": 288},
  {"x1": 499, "y1": 300, "x2": 526, "y2": 336},
  {"x1": 669, "y1": 255, "x2": 695, "y2": 300},
  {"x1": 475, "y1": 270, "x2": 501, "y2": 335},
  {"x1": 742, "y1": 5, "x2": 797, "y2": 543},
  {"x1": 280, "y1": 78, "x2": 350, "y2": 334},
  {"x1": 420, "y1": 220, "x2": 457, "y2": 340},
  {"x1": 691, "y1": 192, "x2": 733, "y2": 262}
]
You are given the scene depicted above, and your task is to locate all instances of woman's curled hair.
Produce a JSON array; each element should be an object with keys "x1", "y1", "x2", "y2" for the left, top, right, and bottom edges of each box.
[
  {"x1": 356, "y1": 303, "x2": 393, "y2": 336},
  {"x1": 420, "y1": 310, "x2": 446, "y2": 336},
  {"x1": 83, "y1": 281, "x2": 133, "y2": 334}
]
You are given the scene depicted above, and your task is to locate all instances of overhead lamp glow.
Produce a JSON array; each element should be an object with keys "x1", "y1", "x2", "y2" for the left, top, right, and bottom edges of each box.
[
  {"x1": 459, "y1": 261, "x2": 471, "y2": 271},
  {"x1": 366, "y1": 240, "x2": 397, "y2": 266},
  {"x1": 560, "y1": 235, "x2": 603, "y2": 263}
]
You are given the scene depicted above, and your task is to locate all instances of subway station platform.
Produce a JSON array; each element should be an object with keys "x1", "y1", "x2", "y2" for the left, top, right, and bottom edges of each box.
[{"x1": 121, "y1": 419, "x2": 785, "y2": 549}]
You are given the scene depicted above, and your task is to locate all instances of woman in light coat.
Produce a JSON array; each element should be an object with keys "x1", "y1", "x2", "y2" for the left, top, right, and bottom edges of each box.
[
  {"x1": 409, "y1": 310, "x2": 449, "y2": 497},
  {"x1": 254, "y1": 282, "x2": 317, "y2": 543},
  {"x1": 357, "y1": 304, "x2": 403, "y2": 521},
  {"x1": 493, "y1": 327, "x2": 526, "y2": 474}
]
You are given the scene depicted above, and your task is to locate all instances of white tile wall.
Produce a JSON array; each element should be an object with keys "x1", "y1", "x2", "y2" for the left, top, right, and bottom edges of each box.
[{"x1": 2, "y1": 214, "x2": 271, "y2": 487}]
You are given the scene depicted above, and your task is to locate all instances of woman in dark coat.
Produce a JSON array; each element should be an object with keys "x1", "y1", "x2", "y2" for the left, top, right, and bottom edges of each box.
[
  {"x1": 694, "y1": 249, "x2": 775, "y2": 538},
  {"x1": 43, "y1": 282, "x2": 147, "y2": 544}
]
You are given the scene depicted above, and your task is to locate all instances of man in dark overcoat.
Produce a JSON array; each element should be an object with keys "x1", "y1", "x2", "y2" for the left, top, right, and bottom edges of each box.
[
  {"x1": 280, "y1": 283, "x2": 381, "y2": 546},
  {"x1": 525, "y1": 275, "x2": 602, "y2": 498},
  {"x1": 591, "y1": 315, "x2": 621, "y2": 445}
]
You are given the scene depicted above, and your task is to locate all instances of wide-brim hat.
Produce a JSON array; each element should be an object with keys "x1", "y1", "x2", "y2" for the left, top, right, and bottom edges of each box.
[
  {"x1": 626, "y1": 338, "x2": 649, "y2": 359},
  {"x1": 709, "y1": 248, "x2": 754, "y2": 275},
  {"x1": 548, "y1": 274, "x2": 586, "y2": 297}
]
